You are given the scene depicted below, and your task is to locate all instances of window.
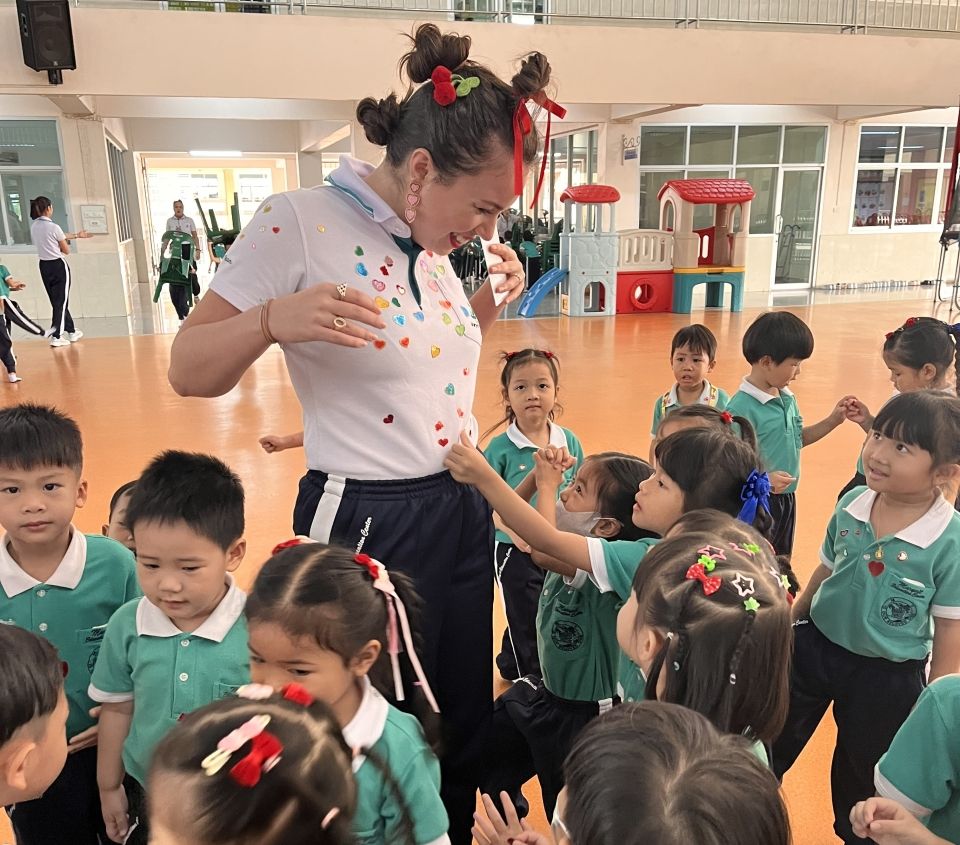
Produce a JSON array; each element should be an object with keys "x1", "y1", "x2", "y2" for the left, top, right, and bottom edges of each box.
[
  {"x1": 107, "y1": 140, "x2": 132, "y2": 243},
  {"x1": 640, "y1": 126, "x2": 686, "y2": 166},
  {"x1": 783, "y1": 126, "x2": 826, "y2": 164},
  {"x1": 689, "y1": 127, "x2": 734, "y2": 166},
  {"x1": 737, "y1": 126, "x2": 781, "y2": 165},
  {"x1": 639, "y1": 170, "x2": 683, "y2": 229},
  {"x1": 0, "y1": 119, "x2": 68, "y2": 246},
  {"x1": 736, "y1": 167, "x2": 778, "y2": 235},
  {"x1": 540, "y1": 130, "x2": 598, "y2": 233},
  {"x1": 853, "y1": 125, "x2": 955, "y2": 228}
]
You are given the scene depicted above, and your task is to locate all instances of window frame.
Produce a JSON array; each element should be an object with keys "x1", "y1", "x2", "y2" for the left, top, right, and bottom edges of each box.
[{"x1": 107, "y1": 136, "x2": 133, "y2": 244}]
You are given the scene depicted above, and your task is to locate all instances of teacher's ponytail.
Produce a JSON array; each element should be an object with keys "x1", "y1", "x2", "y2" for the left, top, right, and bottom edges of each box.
[{"x1": 30, "y1": 196, "x2": 52, "y2": 220}]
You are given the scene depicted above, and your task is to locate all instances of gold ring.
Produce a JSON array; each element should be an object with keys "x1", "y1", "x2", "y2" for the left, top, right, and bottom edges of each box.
[
  {"x1": 333, "y1": 316, "x2": 347, "y2": 330},
  {"x1": 336, "y1": 283, "x2": 348, "y2": 300}
]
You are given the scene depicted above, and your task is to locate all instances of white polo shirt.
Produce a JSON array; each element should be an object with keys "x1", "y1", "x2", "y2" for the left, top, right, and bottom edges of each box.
[
  {"x1": 166, "y1": 215, "x2": 197, "y2": 235},
  {"x1": 210, "y1": 156, "x2": 483, "y2": 480},
  {"x1": 30, "y1": 216, "x2": 66, "y2": 261}
]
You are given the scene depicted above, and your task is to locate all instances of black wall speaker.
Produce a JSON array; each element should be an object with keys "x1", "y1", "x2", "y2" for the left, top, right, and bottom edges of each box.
[{"x1": 16, "y1": 0, "x2": 76, "y2": 84}]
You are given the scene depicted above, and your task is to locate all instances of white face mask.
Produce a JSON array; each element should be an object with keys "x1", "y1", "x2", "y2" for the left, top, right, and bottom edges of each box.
[{"x1": 555, "y1": 498, "x2": 600, "y2": 536}]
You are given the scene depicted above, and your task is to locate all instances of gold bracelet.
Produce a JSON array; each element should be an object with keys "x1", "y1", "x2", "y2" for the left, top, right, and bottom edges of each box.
[{"x1": 260, "y1": 299, "x2": 277, "y2": 345}]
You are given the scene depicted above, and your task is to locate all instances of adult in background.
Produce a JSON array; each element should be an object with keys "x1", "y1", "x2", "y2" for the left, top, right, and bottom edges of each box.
[
  {"x1": 164, "y1": 199, "x2": 201, "y2": 321},
  {"x1": 29, "y1": 196, "x2": 90, "y2": 348},
  {"x1": 168, "y1": 23, "x2": 561, "y2": 843}
]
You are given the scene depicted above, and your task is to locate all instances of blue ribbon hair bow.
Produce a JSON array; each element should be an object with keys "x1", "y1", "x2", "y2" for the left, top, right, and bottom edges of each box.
[{"x1": 737, "y1": 470, "x2": 771, "y2": 524}]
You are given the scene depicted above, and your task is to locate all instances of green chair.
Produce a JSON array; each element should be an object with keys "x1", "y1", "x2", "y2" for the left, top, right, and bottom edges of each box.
[{"x1": 153, "y1": 231, "x2": 198, "y2": 306}]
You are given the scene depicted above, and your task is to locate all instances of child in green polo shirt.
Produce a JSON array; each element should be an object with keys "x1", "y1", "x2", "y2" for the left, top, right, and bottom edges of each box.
[
  {"x1": 650, "y1": 324, "x2": 729, "y2": 438},
  {"x1": 101, "y1": 480, "x2": 136, "y2": 554},
  {"x1": 145, "y1": 686, "x2": 358, "y2": 845},
  {"x1": 0, "y1": 264, "x2": 44, "y2": 384},
  {"x1": 725, "y1": 311, "x2": 857, "y2": 557},
  {"x1": 0, "y1": 403, "x2": 139, "y2": 845},
  {"x1": 246, "y1": 541, "x2": 449, "y2": 845},
  {"x1": 773, "y1": 392, "x2": 960, "y2": 845},
  {"x1": 0, "y1": 625, "x2": 69, "y2": 808},
  {"x1": 90, "y1": 451, "x2": 250, "y2": 845}
]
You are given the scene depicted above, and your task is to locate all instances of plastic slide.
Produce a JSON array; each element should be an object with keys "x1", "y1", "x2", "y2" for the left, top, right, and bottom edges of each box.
[{"x1": 517, "y1": 267, "x2": 568, "y2": 318}]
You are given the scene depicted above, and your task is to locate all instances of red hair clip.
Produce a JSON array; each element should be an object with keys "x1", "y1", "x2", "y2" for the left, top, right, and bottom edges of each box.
[
  {"x1": 685, "y1": 562, "x2": 722, "y2": 596},
  {"x1": 542, "y1": 350, "x2": 555, "y2": 360},
  {"x1": 281, "y1": 684, "x2": 314, "y2": 707},
  {"x1": 229, "y1": 731, "x2": 283, "y2": 787},
  {"x1": 720, "y1": 411, "x2": 733, "y2": 424},
  {"x1": 431, "y1": 66, "x2": 456, "y2": 106},
  {"x1": 272, "y1": 537, "x2": 313, "y2": 556},
  {"x1": 904, "y1": 317, "x2": 919, "y2": 328},
  {"x1": 354, "y1": 553, "x2": 380, "y2": 580}
]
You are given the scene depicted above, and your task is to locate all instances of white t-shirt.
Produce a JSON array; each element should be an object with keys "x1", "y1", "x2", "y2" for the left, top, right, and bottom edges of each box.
[
  {"x1": 166, "y1": 215, "x2": 197, "y2": 235},
  {"x1": 210, "y1": 156, "x2": 483, "y2": 481},
  {"x1": 30, "y1": 216, "x2": 66, "y2": 261}
]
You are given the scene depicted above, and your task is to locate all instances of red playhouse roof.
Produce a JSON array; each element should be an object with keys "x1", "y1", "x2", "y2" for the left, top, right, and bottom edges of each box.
[
  {"x1": 559, "y1": 185, "x2": 621, "y2": 204},
  {"x1": 657, "y1": 179, "x2": 756, "y2": 204}
]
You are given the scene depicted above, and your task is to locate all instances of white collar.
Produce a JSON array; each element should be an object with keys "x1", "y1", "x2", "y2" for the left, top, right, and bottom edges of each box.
[
  {"x1": 844, "y1": 488, "x2": 955, "y2": 549},
  {"x1": 0, "y1": 529, "x2": 86, "y2": 597},
  {"x1": 737, "y1": 377, "x2": 793, "y2": 405},
  {"x1": 324, "y1": 156, "x2": 411, "y2": 238},
  {"x1": 342, "y1": 677, "x2": 390, "y2": 772},
  {"x1": 667, "y1": 379, "x2": 716, "y2": 407},
  {"x1": 135, "y1": 575, "x2": 245, "y2": 641},
  {"x1": 505, "y1": 421, "x2": 567, "y2": 451}
]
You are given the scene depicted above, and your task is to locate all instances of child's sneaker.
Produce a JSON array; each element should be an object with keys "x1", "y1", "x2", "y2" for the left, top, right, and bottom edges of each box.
[
  {"x1": 68, "y1": 330, "x2": 84, "y2": 342},
  {"x1": 7, "y1": 373, "x2": 21, "y2": 383},
  {"x1": 50, "y1": 337, "x2": 70, "y2": 347}
]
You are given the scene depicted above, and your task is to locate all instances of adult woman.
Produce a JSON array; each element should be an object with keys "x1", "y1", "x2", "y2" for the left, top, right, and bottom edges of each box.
[
  {"x1": 29, "y1": 196, "x2": 91, "y2": 347},
  {"x1": 169, "y1": 24, "x2": 560, "y2": 843}
]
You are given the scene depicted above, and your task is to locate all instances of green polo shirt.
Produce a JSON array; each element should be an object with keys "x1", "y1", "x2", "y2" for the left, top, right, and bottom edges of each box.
[
  {"x1": 484, "y1": 423, "x2": 583, "y2": 545},
  {"x1": 813, "y1": 487, "x2": 960, "y2": 661},
  {"x1": 617, "y1": 656, "x2": 647, "y2": 703},
  {"x1": 650, "y1": 380, "x2": 729, "y2": 436},
  {"x1": 876, "y1": 675, "x2": 960, "y2": 842},
  {"x1": 725, "y1": 380, "x2": 803, "y2": 493},
  {"x1": 343, "y1": 679, "x2": 449, "y2": 845},
  {"x1": 0, "y1": 530, "x2": 139, "y2": 738},
  {"x1": 538, "y1": 569, "x2": 622, "y2": 702},
  {"x1": 89, "y1": 581, "x2": 250, "y2": 785},
  {"x1": 0, "y1": 265, "x2": 11, "y2": 298},
  {"x1": 586, "y1": 536, "x2": 660, "y2": 602}
]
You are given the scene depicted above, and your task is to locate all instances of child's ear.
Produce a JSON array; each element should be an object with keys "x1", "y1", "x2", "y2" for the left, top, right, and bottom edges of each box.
[
  {"x1": 101, "y1": 524, "x2": 109, "y2": 537},
  {"x1": 919, "y1": 363, "x2": 939, "y2": 384},
  {"x1": 1, "y1": 738, "x2": 35, "y2": 793},
  {"x1": 707, "y1": 359, "x2": 717, "y2": 373},
  {"x1": 225, "y1": 538, "x2": 246, "y2": 572},
  {"x1": 350, "y1": 639, "x2": 382, "y2": 677},
  {"x1": 592, "y1": 518, "x2": 622, "y2": 539},
  {"x1": 75, "y1": 479, "x2": 88, "y2": 510}
]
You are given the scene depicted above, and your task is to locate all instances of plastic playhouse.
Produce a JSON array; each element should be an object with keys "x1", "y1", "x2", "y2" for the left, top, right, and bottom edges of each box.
[{"x1": 517, "y1": 178, "x2": 755, "y2": 317}]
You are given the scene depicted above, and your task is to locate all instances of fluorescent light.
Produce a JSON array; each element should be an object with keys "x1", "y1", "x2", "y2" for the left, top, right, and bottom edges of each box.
[{"x1": 189, "y1": 150, "x2": 242, "y2": 157}]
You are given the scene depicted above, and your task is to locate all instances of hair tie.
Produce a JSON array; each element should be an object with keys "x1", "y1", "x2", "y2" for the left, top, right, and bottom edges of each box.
[
  {"x1": 513, "y1": 93, "x2": 567, "y2": 207},
  {"x1": 321, "y1": 808, "x2": 341, "y2": 830},
  {"x1": 281, "y1": 683, "x2": 314, "y2": 707},
  {"x1": 353, "y1": 554, "x2": 440, "y2": 714},
  {"x1": 720, "y1": 411, "x2": 733, "y2": 425},
  {"x1": 272, "y1": 536, "x2": 315, "y2": 556},
  {"x1": 737, "y1": 470, "x2": 771, "y2": 524},
  {"x1": 948, "y1": 323, "x2": 960, "y2": 337}
]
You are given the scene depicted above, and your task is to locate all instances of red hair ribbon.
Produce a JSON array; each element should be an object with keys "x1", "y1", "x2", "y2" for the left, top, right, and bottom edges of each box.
[
  {"x1": 354, "y1": 553, "x2": 380, "y2": 580},
  {"x1": 685, "y1": 563, "x2": 722, "y2": 596},
  {"x1": 229, "y1": 731, "x2": 283, "y2": 787},
  {"x1": 272, "y1": 537, "x2": 313, "y2": 556},
  {"x1": 513, "y1": 93, "x2": 567, "y2": 208},
  {"x1": 281, "y1": 684, "x2": 314, "y2": 707},
  {"x1": 720, "y1": 411, "x2": 733, "y2": 425}
]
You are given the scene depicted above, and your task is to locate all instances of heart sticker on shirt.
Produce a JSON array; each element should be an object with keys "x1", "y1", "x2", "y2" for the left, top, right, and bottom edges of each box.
[
  {"x1": 438, "y1": 438, "x2": 449, "y2": 447},
  {"x1": 381, "y1": 265, "x2": 390, "y2": 276},
  {"x1": 373, "y1": 340, "x2": 386, "y2": 350},
  {"x1": 385, "y1": 256, "x2": 394, "y2": 267},
  {"x1": 383, "y1": 414, "x2": 394, "y2": 424},
  {"x1": 868, "y1": 560, "x2": 884, "y2": 577},
  {"x1": 397, "y1": 285, "x2": 406, "y2": 296},
  {"x1": 439, "y1": 300, "x2": 452, "y2": 309},
  {"x1": 463, "y1": 368, "x2": 470, "y2": 376},
  {"x1": 399, "y1": 337, "x2": 410, "y2": 348},
  {"x1": 441, "y1": 314, "x2": 452, "y2": 325},
  {"x1": 414, "y1": 312, "x2": 425, "y2": 322},
  {"x1": 262, "y1": 204, "x2": 272, "y2": 213},
  {"x1": 391, "y1": 297, "x2": 401, "y2": 308},
  {"x1": 431, "y1": 346, "x2": 441, "y2": 358},
  {"x1": 356, "y1": 263, "x2": 368, "y2": 277},
  {"x1": 457, "y1": 408, "x2": 465, "y2": 418},
  {"x1": 444, "y1": 383, "x2": 455, "y2": 395},
  {"x1": 428, "y1": 280, "x2": 440, "y2": 292},
  {"x1": 355, "y1": 246, "x2": 364, "y2": 256},
  {"x1": 455, "y1": 325, "x2": 466, "y2": 336},
  {"x1": 375, "y1": 297, "x2": 389, "y2": 310},
  {"x1": 435, "y1": 422, "x2": 444, "y2": 431},
  {"x1": 394, "y1": 315, "x2": 406, "y2": 327},
  {"x1": 272, "y1": 227, "x2": 280, "y2": 234},
  {"x1": 372, "y1": 280, "x2": 386, "y2": 292}
]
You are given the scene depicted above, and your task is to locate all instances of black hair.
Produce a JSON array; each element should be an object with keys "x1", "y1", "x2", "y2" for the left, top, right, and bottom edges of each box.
[
  {"x1": 125, "y1": 451, "x2": 244, "y2": 551},
  {"x1": 149, "y1": 692, "x2": 356, "y2": 845},
  {"x1": 581, "y1": 452, "x2": 655, "y2": 542},
  {"x1": 670, "y1": 324, "x2": 718, "y2": 360},
  {"x1": 356, "y1": 23, "x2": 552, "y2": 179},
  {"x1": 0, "y1": 403, "x2": 82, "y2": 473},
  {"x1": 883, "y1": 316, "x2": 960, "y2": 389},
  {"x1": 657, "y1": 404, "x2": 758, "y2": 452},
  {"x1": 632, "y1": 528, "x2": 792, "y2": 744},
  {"x1": 741, "y1": 311, "x2": 814, "y2": 364},
  {"x1": 654, "y1": 428, "x2": 773, "y2": 538},
  {"x1": 29, "y1": 196, "x2": 52, "y2": 220},
  {"x1": 872, "y1": 391, "x2": 960, "y2": 468},
  {"x1": 108, "y1": 481, "x2": 136, "y2": 521},
  {"x1": 563, "y1": 702, "x2": 791, "y2": 845},
  {"x1": 0, "y1": 626, "x2": 63, "y2": 745},
  {"x1": 481, "y1": 348, "x2": 562, "y2": 441}
]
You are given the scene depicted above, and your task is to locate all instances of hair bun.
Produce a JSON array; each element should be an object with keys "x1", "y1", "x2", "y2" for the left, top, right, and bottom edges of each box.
[
  {"x1": 511, "y1": 52, "x2": 552, "y2": 100},
  {"x1": 400, "y1": 23, "x2": 471, "y2": 85},
  {"x1": 355, "y1": 95, "x2": 402, "y2": 148}
]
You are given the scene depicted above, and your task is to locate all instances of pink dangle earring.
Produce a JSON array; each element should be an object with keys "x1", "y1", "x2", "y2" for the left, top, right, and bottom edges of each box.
[{"x1": 405, "y1": 181, "x2": 422, "y2": 223}]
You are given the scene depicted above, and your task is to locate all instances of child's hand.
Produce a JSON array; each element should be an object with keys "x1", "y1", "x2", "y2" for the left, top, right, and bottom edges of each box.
[
  {"x1": 445, "y1": 433, "x2": 495, "y2": 486},
  {"x1": 100, "y1": 785, "x2": 129, "y2": 843},
  {"x1": 844, "y1": 397, "x2": 873, "y2": 429},
  {"x1": 830, "y1": 395, "x2": 859, "y2": 426},
  {"x1": 850, "y1": 797, "x2": 946, "y2": 845},
  {"x1": 473, "y1": 792, "x2": 543, "y2": 845},
  {"x1": 67, "y1": 706, "x2": 101, "y2": 753},
  {"x1": 534, "y1": 450, "x2": 565, "y2": 491},
  {"x1": 769, "y1": 470, "x2": 797, "y2": 494},
  {"x1": 8, "y1": 279, "x2": 25, "y2": 291}
]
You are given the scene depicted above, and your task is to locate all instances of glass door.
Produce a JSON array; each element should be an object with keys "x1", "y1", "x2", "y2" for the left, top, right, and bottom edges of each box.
[{"x1": 773, "y1": 168, "x2": 822, "y2": 287}]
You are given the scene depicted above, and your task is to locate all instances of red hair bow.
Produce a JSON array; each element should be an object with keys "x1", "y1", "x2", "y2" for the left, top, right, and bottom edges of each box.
[
  {"x1": 685, "y1": 563, "x2": 722, "y2": 596},
  {"x1": 513, "y1": 94, "x2": 567, "y2": 208},
  {"x1": 720, "y1": 411, "x2": 733, "y2": 424},
  {"x1": 281, "y1": 684, "x2": 314, "y2": 707},
  {"x1": 229, "y1": 731, "x2": 283, "y2": 787},
  {"x1": 272, "y1": 537, "x2": 308, "y2": 556},
  {"x1": 355, "y1": 553, "x2": 380, "y2": 580}
]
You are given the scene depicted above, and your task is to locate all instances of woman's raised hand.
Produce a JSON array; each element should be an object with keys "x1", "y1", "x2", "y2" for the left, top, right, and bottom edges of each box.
[
  {"x1": 267, "y1": 283, "x2": 386, "y2": 347},
  {"x1": 486, "y1": 242, "x2": 526, "y2": 305}
]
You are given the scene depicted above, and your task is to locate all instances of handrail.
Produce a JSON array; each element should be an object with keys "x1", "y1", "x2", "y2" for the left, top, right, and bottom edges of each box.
[{"x1": 52, "y1": 0, "x2": 960, "y2": 35}]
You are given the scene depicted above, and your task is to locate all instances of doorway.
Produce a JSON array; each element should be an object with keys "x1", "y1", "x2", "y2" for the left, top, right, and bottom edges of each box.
[{"x1": 774, "y1": 168, "x2": 822, "y2": 288}]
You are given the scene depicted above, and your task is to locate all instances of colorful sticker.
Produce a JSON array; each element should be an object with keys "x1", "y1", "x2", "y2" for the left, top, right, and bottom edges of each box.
[
  {"x1": 413, "y1": 312, "x2": 425, "y2": 322},
  {"x1": 397, "y1": 285, "x2": 407, "y2": 296},
  {"x1": 372, "y1": 280, "x2": 386, "y2": 292},
  {"x1": 399, "y1": 337, "x2": 410, "y2": 348},
  {"x1": 391, "y1": 297, "x2": 401, "y2": 308},
  {"x1": 316, "y1": 225, "x2": 325, "y2": 233},
  {"x1": 383, "y1": 414, "x2": 394, "y2": 424},
  {"x1": 375, "y1": 297, "x2": 389, "y2": 309},
  {"x1": 441, "y1": 314, "x2": 452, "y2": 325},
  {"x1": 385, "y1": 256, "x2": 394, "y2": 267},
  {"x1": 455, "y1": 325, "x2": 466, "y2": 336},
  {"x1": 373, "y1": 340, "x2": 386, "y2": 349},
  {"x1": 438, "y1": 438, "x2": 449, "y2": 447},
  {"x1": 431, "y1": 345, "x2": 441, "y2": 358},
  {"x1": 393, "y1": 315, "x2": 406, "y2": 327},
  {"x1": 355, "y1": 246, "x2": 364, "y2": 256},
  {"x1": 444, "y1": 383, "x2": 455, "y2": 395},
  {"x1": 356, "y1": 263, "x2": 368, "y2": 277}
]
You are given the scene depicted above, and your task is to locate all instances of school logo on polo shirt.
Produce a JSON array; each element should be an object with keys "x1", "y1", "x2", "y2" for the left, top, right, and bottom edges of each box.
[
  {"x1": 881, "y1": 597, "x2": 918, "y2": 628},
  {"x1": 551, "y1": 620, "x2": 584, "y2": 652}
]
